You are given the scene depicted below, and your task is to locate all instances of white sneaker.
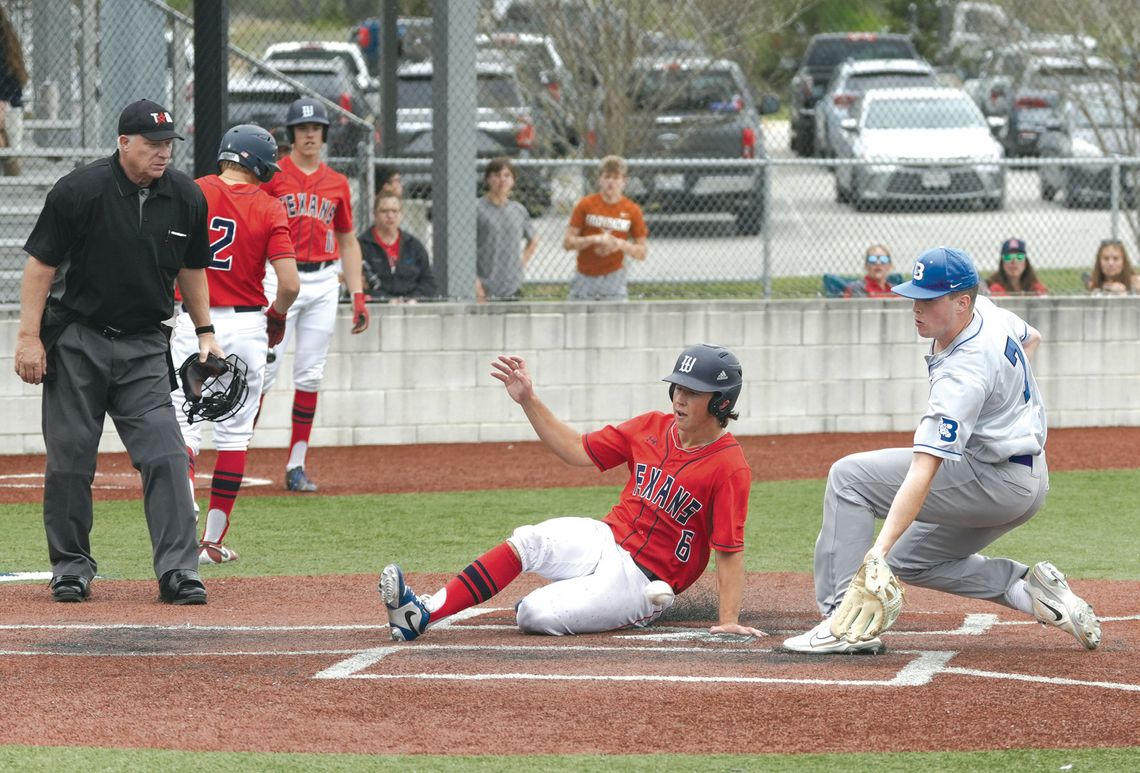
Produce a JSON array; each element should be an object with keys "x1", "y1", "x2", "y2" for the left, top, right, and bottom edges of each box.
[
  {"x1": 783, "y1": 618, "x2": 885, "y2": 655},
  {"x1": 1026, "y1": 561, "x2": 1101, "y2": 650}
]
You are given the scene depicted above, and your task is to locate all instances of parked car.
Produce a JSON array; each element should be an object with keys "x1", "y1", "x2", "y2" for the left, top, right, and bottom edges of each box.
[
  {"x1": 788, "y1": 32, "x2": 921, "y2": 157},
  {"x1": 393, "y1": 60, "x2": 551, "y2": 215},
  {"x1": 229, "y1": 58, "x2": 375, "y2": 159},
  {"x1": 939, "y1": 1, "x2": 1028, "y2": 79},
  {"x1": 834, "y1": 87, "x2": 1005, "y2": 211},
  {"x1": 264, "y1": 41, "x2": 380, "y2": 107},
  {"x1": 1038, "y1": 85, "x2": 1139, "y2": 208},
  {"x1": 814, "y1": 58, "x2": 938, "y2": 159},
  {"x1": 1001, "y1": 55, "x2": 1117, "y2": 158},
  {"x1": 618, "y1": 57, "x2": 779, "y2": 236},
  {"x1": 476, "y1": 32, "x2": 577, "y2": 154}
]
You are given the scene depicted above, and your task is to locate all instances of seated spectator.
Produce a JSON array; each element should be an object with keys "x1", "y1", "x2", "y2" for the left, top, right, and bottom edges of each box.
[
  {"x1": 1087, "y1": 239, "x2": 1140, "y2": 295},
  {"x1": 989, "y1": 238, "x2": 1048, "y2": 296},
  {"x1": 359, "y1": 192, "x2": 436, "y2": 303},
  {"x1": 844, "y1": 244, "x2": 897, "y2": 297}
]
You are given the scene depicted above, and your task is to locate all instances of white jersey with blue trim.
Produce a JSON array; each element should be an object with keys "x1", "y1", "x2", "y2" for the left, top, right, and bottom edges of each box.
[{"x1": 913, "y1": 295, "x2": 1046, "y2": 464}]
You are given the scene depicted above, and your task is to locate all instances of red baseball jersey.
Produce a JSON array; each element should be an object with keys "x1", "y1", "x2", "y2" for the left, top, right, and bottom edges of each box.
[
  {"x1": 261, "y1": 155, "x2": 353, "y2": 262},
  {"x1": 583, "y1": 411, "x2": 751, "y2": 593},
  {"x1": 195, "y1": 175, "x2": 295, "y2": 307}
]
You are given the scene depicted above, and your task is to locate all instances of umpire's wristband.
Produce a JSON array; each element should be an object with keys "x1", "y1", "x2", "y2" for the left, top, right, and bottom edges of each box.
[{"x1": 195, "y1": 324, "x2": 215, "y2": 336}]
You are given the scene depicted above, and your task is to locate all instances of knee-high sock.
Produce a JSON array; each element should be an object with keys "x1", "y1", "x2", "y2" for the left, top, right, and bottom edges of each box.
[
  {"x1": 287, "y1": 389, "x2": 318, "y2": 469},
  {"x1": 430, "y1": 542, "x2": 522, "y2": 622},
  {"x1": 203, "y1": 450, "x2": 246, "y2": 544}
]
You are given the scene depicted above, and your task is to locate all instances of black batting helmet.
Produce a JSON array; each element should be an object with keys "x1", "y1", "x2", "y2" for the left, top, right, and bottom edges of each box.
[
  {"x1": 218, "y1": 124, "x2": 281, "y2": 183},
  {"x1": 284, "y1": 97, "x2": 330, "y2": 143},
  {"x1": 179, "y1": 353, "x2": 250, "y2": 424},
  {"x1": 662, "y1": 343, "x2": 743, "y2": 421}
]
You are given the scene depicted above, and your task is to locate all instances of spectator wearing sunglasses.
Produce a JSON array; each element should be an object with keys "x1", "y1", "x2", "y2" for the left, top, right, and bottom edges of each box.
[
  {"x1": 988, "y1": 238, "x2": 1048, "y2": 297},
  {"x1": 1087, "y1": 239, "x2": 1139, "y2": 295},
  {"x1": 844, "y1": 244, "x2": 897, "y2": 298}
]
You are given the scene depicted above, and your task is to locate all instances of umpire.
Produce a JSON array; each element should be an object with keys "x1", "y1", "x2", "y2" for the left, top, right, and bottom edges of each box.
[{"x1": 13, "y1": 99, "x2": 220, "y2": 605}]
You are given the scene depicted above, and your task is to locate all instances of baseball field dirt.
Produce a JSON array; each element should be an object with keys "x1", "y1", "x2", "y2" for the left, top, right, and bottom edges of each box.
[{"x1": 1, "y1": 427, "x2": 1137, "y2": 756}]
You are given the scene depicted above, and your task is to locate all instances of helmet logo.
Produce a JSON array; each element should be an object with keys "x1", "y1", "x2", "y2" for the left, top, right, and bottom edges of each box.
[
  {"x1": 301, "y1": 105, "x2": 315, "y2": 118},
  {"x1": 678, "y1": 355, "x2": 696, "y2": 373},
  {"x1": 716, "y1": 370, "x2": 728, "y2": 381}
]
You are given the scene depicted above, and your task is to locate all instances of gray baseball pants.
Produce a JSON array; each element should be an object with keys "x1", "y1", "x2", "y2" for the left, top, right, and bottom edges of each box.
[
  {"x1": 813, "y1": 447, "x2": 1049, "y2": 616},
  {"x1": 42, "y1": 323, "x2": 199, "y2": 581}
]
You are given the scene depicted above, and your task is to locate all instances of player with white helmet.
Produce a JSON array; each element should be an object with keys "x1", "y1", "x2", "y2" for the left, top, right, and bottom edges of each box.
[{"x1": 785, "y1": 247, "x2": 1101, "y2": 654}]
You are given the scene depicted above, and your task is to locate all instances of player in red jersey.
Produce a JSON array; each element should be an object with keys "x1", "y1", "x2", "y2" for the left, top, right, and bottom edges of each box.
[
  {"x1": 170, "y1": 124, "x2": 299, "y2": 564},
  {"x1": 260, "y1": 97, "x2": 369, "y2": 493},
  {"x1": 377, "y1": 344, "x2": 767, "y2": 640}
]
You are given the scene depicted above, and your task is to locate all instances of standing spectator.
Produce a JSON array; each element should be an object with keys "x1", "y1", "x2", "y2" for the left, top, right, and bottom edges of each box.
[
  {"x1": 359, "y1": 192, "x2": 436, "y2": 302},
  {"x1": 476, "y1": 157, "x2": 538, "y2": 302},
  {"x1": 563, "y1": 155, "x2": 648, "y2": 301},
  {"x1": 14, "y1": 99, "x2": 218, "y2": 604},
  {"x1": 0, "y1": 6, "x2": 28, "y2": 176},
  {"x1": 989, "y1": 238, "x2": 1048, "y2": 296},
  {"x1": 261, "y1": 97, "x2": 369, "y2": 493},
  {"x1": 844, "y1": 244, "x2": 897, "y2": 297},
  {"x1": 1087, "y1": 239, "x2": 1139, "y2": 295},
  {"x1": 378, "y1": 345, "x2": 764, "y2": 641},
  {"x1": 172, "y1": 124, "x2": 300, "y2": 564}
]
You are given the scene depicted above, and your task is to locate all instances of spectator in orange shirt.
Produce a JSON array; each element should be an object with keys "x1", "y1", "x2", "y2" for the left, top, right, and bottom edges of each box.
[
  {"x1": 844, "y1": 243, "x2": 897, "y2": 297},
  {"x1": 989, "y1": 238, "x2": 1048, "y2": 296},
  {"x1": 563, "y1": 155, "x2": 648, "y2": 301}
]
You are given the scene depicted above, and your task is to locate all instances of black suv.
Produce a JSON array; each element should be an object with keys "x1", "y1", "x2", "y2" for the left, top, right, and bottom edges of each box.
[
  {"x1": 621, "y1": 58, "x2": 779, "y2": 235},
  {"x1": 788, "y1": 32, "x2": 920, "y2": 156}
]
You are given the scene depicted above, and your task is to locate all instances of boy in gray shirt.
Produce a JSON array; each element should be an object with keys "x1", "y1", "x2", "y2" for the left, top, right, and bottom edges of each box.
[{"x1": 476, "y1": 157, "x2": 538, "y2": 301}]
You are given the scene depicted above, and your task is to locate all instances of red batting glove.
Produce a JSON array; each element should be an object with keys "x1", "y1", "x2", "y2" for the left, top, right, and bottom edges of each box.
[
  {"x1": 351, "y1": 291, "x2": 370, "y2": 334},
  {"x1": 266, "y1": 306, "x2": 287, "y2": 348}
]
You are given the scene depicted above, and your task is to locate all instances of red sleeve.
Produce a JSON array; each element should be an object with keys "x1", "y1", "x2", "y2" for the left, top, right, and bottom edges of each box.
[
  {"x1": 332, "y1": 173, "x2": 354, "y2": 233},
  {"x1": 988, "y1": 281, "x2": 1008, "y2": 296},
  {"x1": 582, "y1": 422, "x2": 630, "y2": 471},
  {"x1": 264, "y1": 198, "x2": 295, "y2": 262},
  {"x1": 707, "y1": 466, "x2": 751, "y2": 552}
]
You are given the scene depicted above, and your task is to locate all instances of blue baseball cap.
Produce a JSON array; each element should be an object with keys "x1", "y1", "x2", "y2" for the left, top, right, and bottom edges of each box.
[{"x1": 892, "y1": 247, "x2": 979, "y2": 300}]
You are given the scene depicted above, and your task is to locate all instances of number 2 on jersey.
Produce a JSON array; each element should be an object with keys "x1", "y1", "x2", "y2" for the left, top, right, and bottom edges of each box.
[
  {"x1": 1004, "y1": 336, "x2": 1031, "y2": 402},
  {"x1": 208, "y1": 216, "x2": 237, "y2": 271}
]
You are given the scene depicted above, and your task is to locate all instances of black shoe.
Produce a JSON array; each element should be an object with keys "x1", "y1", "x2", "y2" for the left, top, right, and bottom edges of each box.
[
  {"x1": 50, "y1": 575, "x2": 90, "y2": 602},
  {"x1": 158, "y1": 569, "x2": 207, "y2": 605}
]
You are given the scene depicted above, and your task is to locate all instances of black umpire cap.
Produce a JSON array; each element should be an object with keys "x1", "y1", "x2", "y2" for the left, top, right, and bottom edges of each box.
[{"x1": 118, "y1": 99, "x2": 185, "y2": 141}]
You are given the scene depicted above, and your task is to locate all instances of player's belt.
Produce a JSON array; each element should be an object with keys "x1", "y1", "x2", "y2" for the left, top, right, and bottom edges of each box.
[
  {"x1": 634, "y1": 561, "x2": 662, "y2": 583},
  {"x1": 297, "y1": 259, "x2": 337, "y2": 272},
  {"x1": 1009, "y1": 455, "x2": 1033, "y2": 468},
  {"x1": 181, "y1": 305, "x2": 261, "y2": 313}
]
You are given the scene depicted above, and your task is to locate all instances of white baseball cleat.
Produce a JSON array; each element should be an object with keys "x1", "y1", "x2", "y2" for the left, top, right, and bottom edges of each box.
[
  {"x1": 378, "y1": 563, "x2": 431, "y2": 642},
  {"x1": 197, "y1": 541, "x2": 239, "y2": 565},
  {"x1": 1026, "y1": 561, "x2": 1101, "y2": 650},
  {"x1": 783, "y1": 618, "x2": 885, "y2": 655}
]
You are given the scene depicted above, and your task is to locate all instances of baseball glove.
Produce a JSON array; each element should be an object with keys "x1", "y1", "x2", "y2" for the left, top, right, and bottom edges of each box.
[{"x1": 829, "y1": 548, "x2": 904, "y2": 643}]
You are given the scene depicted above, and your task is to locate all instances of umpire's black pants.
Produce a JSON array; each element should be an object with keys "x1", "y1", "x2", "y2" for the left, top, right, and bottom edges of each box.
[{"x1": 42, "y1": 323, "x2": 198, "y2": 580}]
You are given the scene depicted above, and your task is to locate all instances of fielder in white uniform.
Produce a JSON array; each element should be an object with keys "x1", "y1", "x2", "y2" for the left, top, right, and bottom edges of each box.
[{"x1": 785, "y1": 247, "x2": 1101, "y2": 654}]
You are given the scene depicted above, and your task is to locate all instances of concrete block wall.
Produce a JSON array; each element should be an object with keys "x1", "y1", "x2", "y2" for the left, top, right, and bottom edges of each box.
[{"x1": 0, "y1": 296, "x2": 1136, "y2": 454}]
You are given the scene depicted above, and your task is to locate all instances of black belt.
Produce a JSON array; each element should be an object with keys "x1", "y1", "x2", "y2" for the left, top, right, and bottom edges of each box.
[
  {"x1": 297, "y1": 259, "x2": 337, "y2": 273},
  {"x1": 635, "y1": 561, "x2": 662, "y2": 584},
  {"x1": 1009, "y1": 455, "x2": 1033, "y2": 468},
  {"x1": 182, "y1": 304, "x2": 261, "y2": 313}
]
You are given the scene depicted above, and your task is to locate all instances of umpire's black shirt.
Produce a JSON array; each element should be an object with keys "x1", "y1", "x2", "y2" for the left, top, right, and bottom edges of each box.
[{"x1": 24, "y1": 150, "x2": 209, "y2": 332}]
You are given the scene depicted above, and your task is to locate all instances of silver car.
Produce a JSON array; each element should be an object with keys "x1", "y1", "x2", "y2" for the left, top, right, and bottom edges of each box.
[
  {"x1": 835, "y1": 87, "x2": 1006, "y2": 210},
  {"x1": 814, "y1": 58, "x2": 938, "y2": 159}
]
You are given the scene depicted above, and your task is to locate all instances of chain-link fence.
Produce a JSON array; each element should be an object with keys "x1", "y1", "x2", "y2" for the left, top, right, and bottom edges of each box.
[{"x1": 0, "y1": 0, "x2": 1137, "y2": 304}]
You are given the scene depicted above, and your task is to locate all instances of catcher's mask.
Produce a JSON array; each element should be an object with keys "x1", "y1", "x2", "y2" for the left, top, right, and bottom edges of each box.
[
  {"x1": 662, "y1": 343, "x2": 743, "y2": 421},
  {"x1": 179, "y1": 353, "x2": 249, "y2": 424}
]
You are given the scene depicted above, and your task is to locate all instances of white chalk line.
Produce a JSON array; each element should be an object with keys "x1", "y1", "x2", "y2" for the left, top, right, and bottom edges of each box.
[
  {"x1": 0, "y1": 472, "x2": 273, "y2": 490},
  {"x1": 3, "y1": 613, "x2": 1138, "y2": 692}
]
